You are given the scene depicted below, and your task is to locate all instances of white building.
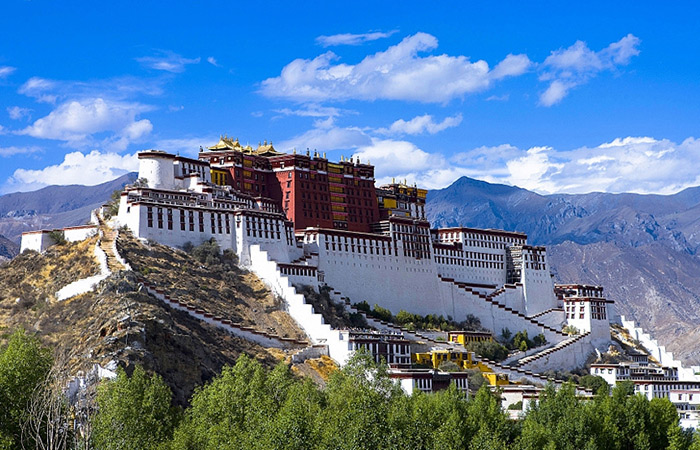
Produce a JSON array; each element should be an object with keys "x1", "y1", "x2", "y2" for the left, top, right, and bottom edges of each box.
[{"x1": 108, "y1": 148, "x2": 615, "y2": 370}]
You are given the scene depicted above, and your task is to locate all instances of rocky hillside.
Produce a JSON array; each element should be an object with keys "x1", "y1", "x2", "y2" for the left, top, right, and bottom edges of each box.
[
  {"x1": 427, "y1": 176, "x2": 700, "y2": 365},
  {"x1": 0, "y1": 232, "x2": 310, "y2": 405},
  {"x1": 0, "y1": 172, "x2": 137, "y2": 249}
]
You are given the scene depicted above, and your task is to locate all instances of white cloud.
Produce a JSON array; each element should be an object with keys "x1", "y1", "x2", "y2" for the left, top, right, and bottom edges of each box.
[
  {"x1": 18, "y1": 75, "x2": 163, "y2": 104},
  {"x1": 19, "y1": 77, "x2": 58, "y2": 103},
  {"x1": 378, "y1": 113, "x2": 462, "y2": 136},
  {"x1": 274, "y1": 104, "x2": 349, "y2": 119},
  {"x1": 0, "y1": 146, "x2": 41, "y2": 157},
  {"x1": 155, "y1": 136, "x2": 215, "y2": 157},
  {"x1": 207, "y1": 56, "x2": 219, "y2": 67},
  {"x1": 261, "y1": 32, "x2": 530, "y2": 103},
  {"x1": 486, "y1": 94, "x2": 509, "y2": 102},
  {"x1": 3, "y1": 150, "x2": 139, "y2": 193},
  {"x1": 539, "y1": 34, "x2": 641, "y2": 106},
  {"x1": 490, "y1": 54, "x2": 532, "y2": 80},
  {"x1": 0, "y1": 66, "x2": 16, "y2": 79},
  {"x1": 17, "y1": 98, "x2": 153, "y2": 150},
  {"x1": 351, "y1": 139, "x2": 475, "y2": 189},
  {"x1": 136, "y1": 51, "x2": 200, "y2": 73},
  {"x1": 539, "y1": 80, "x2": 572, "y2": 107},
  {"x1": 277, "y1": 123, "x2": 371, "y2": 153},
  {"x1": 354, "y1": 138, "x2": 437, "y2": 173},
  {"x1": 316, "y1": 30, "x2": 398, "y2": 47},
  {"x1": 312, "y1": 134, "x2": 700, "y2": 194},
  {"x1": 441, "y1": 136, "x2": 700, "y2": 195},
  {"x1": 7, "y1": 106, "x2": 31, "y2": 121}
]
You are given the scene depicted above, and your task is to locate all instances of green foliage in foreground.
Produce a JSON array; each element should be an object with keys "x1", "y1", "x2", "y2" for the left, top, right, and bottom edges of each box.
[
  {"x1": 0, "y1": 330, "x2": 53, "y2": 450},
  {"x1": 168, "y1": 351, "x2": 516, "y2": 450},
  {"x1": 3, "y1": 330, "x2": 700, "y2": 450},
  {"x1": 93, "y1": 365, "x2": 180, "y2": 450}
]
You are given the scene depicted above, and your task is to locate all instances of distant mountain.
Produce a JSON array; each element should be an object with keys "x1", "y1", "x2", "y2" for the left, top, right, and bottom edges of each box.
[
  {"x1": 0, "y1": 173, "x2": 137, "y2": 252},
  {"x1": 427, "y1": 176, "x2": 700, "y2": 365}
]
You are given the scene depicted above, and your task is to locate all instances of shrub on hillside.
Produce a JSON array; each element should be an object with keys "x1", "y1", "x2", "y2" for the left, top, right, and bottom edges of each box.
[{"x1": 466, "y1": 340, "x2": 509, "y2": 362}]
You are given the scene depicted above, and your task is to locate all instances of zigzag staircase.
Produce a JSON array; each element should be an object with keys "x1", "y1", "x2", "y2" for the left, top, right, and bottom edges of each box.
[
  {"x1": 323, "y1": 285, "x2": 593, "y2": 395},
  {"x1": 514, "y1": 332, "x2": 591, "y2": 368},
  {"x1": 438, "y1": 275, "x2": 568, "y2": 339}
]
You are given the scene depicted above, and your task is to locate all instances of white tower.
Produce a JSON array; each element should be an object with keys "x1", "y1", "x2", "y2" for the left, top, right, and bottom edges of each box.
[{"x1": 138, "y1": 151, "x2": 175, "y2": 190}]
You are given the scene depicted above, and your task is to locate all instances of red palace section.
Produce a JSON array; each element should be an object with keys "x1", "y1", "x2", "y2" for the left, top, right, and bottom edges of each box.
[{"x1": 198, "y1": 137, "x2": 416, "y2": 233}]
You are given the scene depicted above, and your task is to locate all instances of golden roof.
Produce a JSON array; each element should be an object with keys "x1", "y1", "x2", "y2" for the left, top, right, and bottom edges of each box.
[
  {"x1": 207, "y1": 136, "x2": 283, "y2": 156},
  {"x1": 208, "y1": 135, "x2": 242, "y2": 150}
]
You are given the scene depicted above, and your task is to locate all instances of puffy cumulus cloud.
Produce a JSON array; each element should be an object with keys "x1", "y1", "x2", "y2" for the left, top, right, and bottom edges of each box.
[
  {"x1": 17, "y1": 98, "x2": 153, "y2": 150},
  {"x1": 351, "y1": 139, "x2": 471, "y2": 189},
  {"x1": 316, "y1": 30, "x2": 398, "y2": 47},
  {"x1": 0, "y1": 66, "x2": 16, "y2": 79},
  {"x1": 538, "y1": 34, "x2": 641, "y2": 106},
  {"x1": 490, "y1": 54, "x2": 533, "y2": 80},
  {"x1": 3, "y1": 150, "x2": 139, "y2": 193},
  {"x1": 335, "y1": 135, "x2": 700, "y2": 194},
  {"x1": 136, "y1": 51, "x2": 200, "y2": 73},
  {"x1": 7, "y1": 106, "x2": 31, "y2": 121},
  {"x1": 261, "y1": 32, "x2": 530, "y2": 103},
  {"x1": 378, "y1": 113, "x2": 462, "y2": 136},
  {"x1": 445, "y1": 136, "x2": 700, "y2": 195}
]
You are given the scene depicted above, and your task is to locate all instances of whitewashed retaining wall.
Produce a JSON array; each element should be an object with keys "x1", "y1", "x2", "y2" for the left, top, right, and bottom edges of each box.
[
  {"x1": 528, "y1": 308, "x2": 566, "y2": 329},
  {"x1": 620, "y1": 315, "x2": 700, "y2": 381},
  {"x1": 516, "y1": 333, "x2": 594, "y2": 372},
  {"x1": 56, "y1": 237, "x2": 110, "y2": 301},
  {"x1": 111, "y1": 230, "x2": 132, "y2": 271},
  {"x1": 63, "y1": 225, "x2": 98, "y2": 242},
  {"x1": 291, "y1": 345, "x2": 330, "y2": 363},
  {"x1": 248, "y1": 245, "x2": 353, "y2": 365}
]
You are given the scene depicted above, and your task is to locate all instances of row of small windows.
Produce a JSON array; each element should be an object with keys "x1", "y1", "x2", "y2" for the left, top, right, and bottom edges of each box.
[
  {"x1": 146, "y1": 206, "x2": 288, "y2": 241},
  {"x1": 147, "y1": 206, "x2": 231, "y2": 235}
]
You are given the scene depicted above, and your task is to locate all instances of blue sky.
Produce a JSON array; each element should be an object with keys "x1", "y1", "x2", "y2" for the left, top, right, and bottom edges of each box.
[{"x1": 1, "y1": 1, "x2": 699, "y2": 195}]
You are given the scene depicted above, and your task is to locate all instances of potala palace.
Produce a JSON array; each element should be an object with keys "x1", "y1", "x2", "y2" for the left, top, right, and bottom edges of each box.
[{"x1": 20, "y1": 136, "x2": 700, "y2": 426}]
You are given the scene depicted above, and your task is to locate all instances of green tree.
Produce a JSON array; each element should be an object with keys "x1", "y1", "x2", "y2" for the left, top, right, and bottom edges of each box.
[
  {"x1": 466, "y1": 340, "x2": 509, "y2": 362},
  {"x1": 171, "y1": 356, "x2": 297, "y2": 450},
  {"x1": 315, "y1": 349, "x2": 401, "y2": 449},
  {"x1": 372, "y1": 304, "x2": 394, "y2": 323},
  {"x1": 0, "y1": 329, "x2": 52, "y2": 449},
  {"x1": 579, "y1": 375, "x2": 609, "y2": 394},
  {"x1": 262, "y1": 379, "x2": 322, "y2": 450},
  {"x1": 93, "y1": 365, "x2": 177, "y2": 450},
  {"x1": 465, "y1": 384, "x2": 515, "y2": 449}
]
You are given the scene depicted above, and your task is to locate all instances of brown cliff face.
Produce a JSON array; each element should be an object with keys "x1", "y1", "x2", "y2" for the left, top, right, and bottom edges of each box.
[{"x1": 0, "y1": 233, "x2": 307, "y2": 405}]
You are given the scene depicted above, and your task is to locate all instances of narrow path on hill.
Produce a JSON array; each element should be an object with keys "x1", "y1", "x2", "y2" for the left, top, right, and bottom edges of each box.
[{"x1": 96, "y1": 214, "x2": 124, "y2": 273}]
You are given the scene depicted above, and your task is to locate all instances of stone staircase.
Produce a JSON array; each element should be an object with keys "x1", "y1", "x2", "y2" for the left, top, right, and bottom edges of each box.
[
  {"x1": 439, "y1": 275, "x2": 568, "y2": 339},
  {"x1": 137, "y1": 277, "x2": 308, "y2": 349},
  {"x1": 96, "y1": 214, "x2": 125, "y2": 273},
  {"x1": 514, "y1": 332, "x2": 591, "y2": 368},
  {"x1": 324, "y1": 287, "x2": 461, "y2": 349},
  {"x1": 528, "y1": 307, "x2": 565, "y2": 320}
]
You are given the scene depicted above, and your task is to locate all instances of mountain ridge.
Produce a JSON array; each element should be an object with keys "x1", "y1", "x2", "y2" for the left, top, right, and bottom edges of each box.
[
  {"x1": 0, "y1": 173, "x2": 137, "y2": 249},
  {"x1": 427, "y1": 176, "x2": 700, "y2": 365}
]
